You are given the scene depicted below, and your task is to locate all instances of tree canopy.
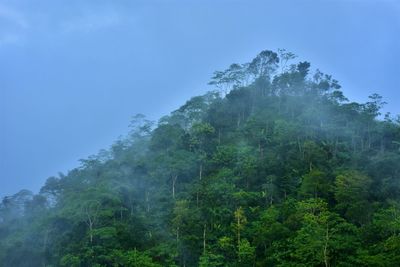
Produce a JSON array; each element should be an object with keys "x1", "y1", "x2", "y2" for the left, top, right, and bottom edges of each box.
[{"x1": 1, "y1": 49, "x2": 399, "y2": 267}]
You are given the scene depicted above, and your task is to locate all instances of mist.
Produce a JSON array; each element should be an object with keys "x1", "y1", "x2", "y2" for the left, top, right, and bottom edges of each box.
[
  {"x1": 1, "y1": 1, "x2": 400, "y2": 266},
  {"x1": 1, "y1": 0, "x2": 399, "y2": 197}
]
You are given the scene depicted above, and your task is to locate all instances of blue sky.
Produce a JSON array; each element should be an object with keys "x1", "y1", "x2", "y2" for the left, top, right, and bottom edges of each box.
[{"x1": 1, "y1": 0, "x2": 399, "y2": 197}]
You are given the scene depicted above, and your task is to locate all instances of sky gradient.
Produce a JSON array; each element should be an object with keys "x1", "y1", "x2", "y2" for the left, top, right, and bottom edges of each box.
[{"x1": 1, "y1": 0, "x2": 399, "y2": 197}]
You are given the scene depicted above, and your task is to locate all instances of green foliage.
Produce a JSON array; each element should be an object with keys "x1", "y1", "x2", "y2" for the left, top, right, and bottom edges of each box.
[
  {"x1": 111, "y1": 249, "x2": 161, "y2": 267},
  {"x1": 60, "y1": 254, "x2": 80, "y2": 267},
  {"x1": 1, "y1": 49, "x2": 399, "y2": 266},
  {"x1": 334, "y1": 170, "x2": 372, "y2": 224},
  {"x1": 198, "y1": 252, "x2": 224, "y2": 267},
  {"x1": 300, "y1": 170, "x2": 331, "y2": 199}
]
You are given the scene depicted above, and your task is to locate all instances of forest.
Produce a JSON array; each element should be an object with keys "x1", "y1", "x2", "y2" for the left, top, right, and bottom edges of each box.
[{"x1": 1, "y1": 49, "x2": 399, "y2": 266}]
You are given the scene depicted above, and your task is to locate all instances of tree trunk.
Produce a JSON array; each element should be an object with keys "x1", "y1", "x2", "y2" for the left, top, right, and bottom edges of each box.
[
  {"x1": 203, "y1": 223, "x2": 206, "y2": 254},
  {"x1": 237, "y1": 215, "x2": 241, "y2": 261},
  {"x1": 237, "y1": 215, "x2": 241, "y2": 245},
  {"x1": 130, "y1": 201, "x2": 134, "y2": 217},
  {"x1": 42, "y1": 229, "x2": 49, "y2": 267},
  {"x1": 146, "y1": 190, "x2": 150, "y2": 212},
  {"x1": 323, "y1": 223, "x2": 329, "y2": 267},
  {"x1": 172, "y1": 175, "x2": 178, "y2": 199},
  {"x1": 89, "y1": 221, "x2": 93, "y2": 244}
]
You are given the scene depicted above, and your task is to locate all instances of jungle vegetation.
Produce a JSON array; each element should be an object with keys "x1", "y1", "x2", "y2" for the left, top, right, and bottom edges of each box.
[{"x1": 1, "y1": 49, "x2": 399, "y2": 266}]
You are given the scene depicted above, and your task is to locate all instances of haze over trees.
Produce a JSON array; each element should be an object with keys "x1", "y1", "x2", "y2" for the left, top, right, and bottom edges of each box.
[{"x1": 1, "y1": 49, "x2": 399, "y2": 266}]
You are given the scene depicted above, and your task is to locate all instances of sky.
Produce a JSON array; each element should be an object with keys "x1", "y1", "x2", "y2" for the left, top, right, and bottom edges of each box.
[{"x1": 1, "y1": 0, "x2": 399, "y2": 197}]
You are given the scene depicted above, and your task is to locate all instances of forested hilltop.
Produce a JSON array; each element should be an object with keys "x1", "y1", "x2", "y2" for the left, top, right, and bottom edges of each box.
[{"x1": 1, "y1": 50, "x2": 400, "y2": 267}]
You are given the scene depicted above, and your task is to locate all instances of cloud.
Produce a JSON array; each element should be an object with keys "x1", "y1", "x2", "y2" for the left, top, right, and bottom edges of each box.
[
  {"x1": 0, "y1": 33, "x2": 23, "y2": 46},
  {"x1": 0, "y1": 4, "x2": 28, "y2": 45},
  {"x1": 61, "y1": 10, "x2": 123, "y2": 34},
  {"x1": 0, "y1": 3, "x2": 129, "y2": 46},
  {"x1": 0, "y1": 4, "x2": 28, "y2": 29}
]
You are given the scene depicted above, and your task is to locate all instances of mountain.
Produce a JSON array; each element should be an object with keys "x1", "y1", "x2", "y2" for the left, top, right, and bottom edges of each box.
[{"x1": 1, "y1": 50, "x2": 399, "y2": 267}]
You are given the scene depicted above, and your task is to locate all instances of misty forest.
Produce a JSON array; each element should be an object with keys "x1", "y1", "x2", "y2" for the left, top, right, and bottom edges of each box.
[{"x1": 1, "y1": 50, "x2": 400, "y2": 267}]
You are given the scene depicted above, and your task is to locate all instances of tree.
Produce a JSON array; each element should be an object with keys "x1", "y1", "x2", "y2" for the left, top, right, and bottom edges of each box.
[
  {"x1": 277, "y1": 199, "x2": 359, "y2": 266},
  {"x1": 1, "y1": 49, "x2": 399, "y2": 267},
  {"x1": 300, "y1": 170, "x2": 331, "y2": 199},
  {"x1": 334, "y1": 170, "x2": 372, "y2": 225}
]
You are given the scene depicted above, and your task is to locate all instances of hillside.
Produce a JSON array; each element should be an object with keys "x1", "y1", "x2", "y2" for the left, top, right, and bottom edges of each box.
[{"x1": 1, "y1": 50, "x2": 399, "y2": 267}]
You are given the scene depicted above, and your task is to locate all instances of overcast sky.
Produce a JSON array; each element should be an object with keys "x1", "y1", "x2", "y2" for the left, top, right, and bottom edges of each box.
[{"x1": 1, "y1": 0, "x2": 399, "y2": 197}]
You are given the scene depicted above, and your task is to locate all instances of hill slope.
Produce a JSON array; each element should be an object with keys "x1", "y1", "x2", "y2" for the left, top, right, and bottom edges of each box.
[{"x1": 1, "y1": 50, "x2": 400, "y2": 267}]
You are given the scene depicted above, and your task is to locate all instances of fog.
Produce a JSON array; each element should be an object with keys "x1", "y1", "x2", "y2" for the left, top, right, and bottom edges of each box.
[
  {"x1": 1, "y1": 2, "x2": 400, "y2": 266},
  {"x1": 1, "y1": 0, "x2": 399, "y2": 197}
]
